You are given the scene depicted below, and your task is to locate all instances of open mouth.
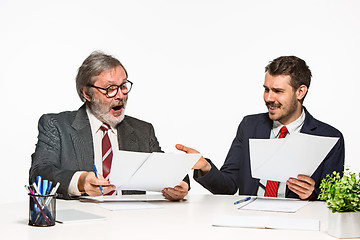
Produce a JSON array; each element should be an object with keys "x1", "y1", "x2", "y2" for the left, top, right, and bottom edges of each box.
[
  {"x1": 111, "y1": 104, "x2": 124, "y2": 115},
  {"x1": 266, "y1": 102, "x2": 281, "y2": 114},
  {"x1": 112, "y1": 105, "x2": 123, "y2": 111}
]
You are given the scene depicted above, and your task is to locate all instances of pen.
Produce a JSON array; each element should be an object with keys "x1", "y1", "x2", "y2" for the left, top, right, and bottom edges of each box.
[
  {"x1": 46, "y1": 181, "x2": 53, "y2": 195},
  {"x1": 93, "y1": 164, "x2": 104, "y2": 195},
  {"x1": 32, "y1": 182, "x2": 41, "y2": 195},
  {"x1": 234, "y1": 197, "x2": 252, "y2": 205},
  {"x1": 42, "y1": 180, "x2": 48, "y2": 196},
  {"x1": 44, "y1": 182, "x2": 60, "y2": 208},
  {"x1": 36, "y1": 176, "x2": 42, "y2": 194}
]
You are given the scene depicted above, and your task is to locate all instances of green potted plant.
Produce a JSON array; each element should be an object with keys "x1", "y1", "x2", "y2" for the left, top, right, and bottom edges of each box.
[{"x1": 318, "y1": 169, "x2": 360, "y2": 238}]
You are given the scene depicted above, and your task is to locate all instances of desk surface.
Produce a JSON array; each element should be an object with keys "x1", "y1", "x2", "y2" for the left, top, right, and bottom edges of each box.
[{"x1": 2, "y1": 194, "x2": 340, "y2": 240}]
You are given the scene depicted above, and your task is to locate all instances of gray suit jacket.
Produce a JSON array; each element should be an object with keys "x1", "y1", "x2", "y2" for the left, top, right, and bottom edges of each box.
[{"x1": 29, "y1": 104, "x2": 164, "y2": 199}]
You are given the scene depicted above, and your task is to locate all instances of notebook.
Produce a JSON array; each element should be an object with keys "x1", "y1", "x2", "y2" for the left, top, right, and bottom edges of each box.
[{"x1": 56, "y1": 209, "x2": 106, "y2": 224}]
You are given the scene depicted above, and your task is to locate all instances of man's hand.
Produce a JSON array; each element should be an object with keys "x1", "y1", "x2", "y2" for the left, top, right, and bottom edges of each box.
[
  {"x1": 286, "y1": 174, "x2": 315, "y2": 200},
  {"x1": 175, "y1": 144, "x2": 211, "y2": 174},
  {"x1": 78, "y1": 172, "x2": 116, "y2": 196},
  {"x1": 162, "y1": 181, "x2": 189, "y2": 201}
]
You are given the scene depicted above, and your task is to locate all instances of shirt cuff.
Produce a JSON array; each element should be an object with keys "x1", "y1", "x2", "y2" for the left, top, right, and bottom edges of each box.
[{"x1": 68, "y1": 171, "x2": 85, "y2": 196}]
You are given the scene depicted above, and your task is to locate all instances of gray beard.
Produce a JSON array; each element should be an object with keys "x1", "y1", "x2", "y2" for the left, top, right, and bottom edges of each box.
[{"x1": 89, "y1": 99, "x2": 126, "y2": 128}]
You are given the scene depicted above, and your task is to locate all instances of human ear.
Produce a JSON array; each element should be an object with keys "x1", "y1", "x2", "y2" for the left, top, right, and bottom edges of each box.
[
  {"x1": 82, "y1": 88, "x2": 92, "y2": 102},
  {"x1": 297, "y1": 85, "x2": 308, "y2": 101}
]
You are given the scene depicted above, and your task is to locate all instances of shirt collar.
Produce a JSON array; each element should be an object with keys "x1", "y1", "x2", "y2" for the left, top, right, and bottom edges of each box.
[
  {"x1": 272, "y1": 108, "x2": 305, "y2": 137},
  {"x1": 86, "y1": 105, "x2": 116, "y2": 135}
]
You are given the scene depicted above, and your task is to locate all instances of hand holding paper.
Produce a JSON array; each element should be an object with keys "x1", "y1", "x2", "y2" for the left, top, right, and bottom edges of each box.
[
  {"x1": 249, "y1": 132, "x2": 339, "y2": 182},
  {"x1": 286, "y1": 174, "x2": 315, "y2": 200}
]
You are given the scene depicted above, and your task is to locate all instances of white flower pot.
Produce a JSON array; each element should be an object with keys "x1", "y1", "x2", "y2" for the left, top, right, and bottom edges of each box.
[{"x1": 328, "y1": 209, "x2": 360, "y2": 238}]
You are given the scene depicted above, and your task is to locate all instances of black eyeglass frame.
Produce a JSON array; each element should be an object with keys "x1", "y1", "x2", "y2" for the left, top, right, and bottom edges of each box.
[{"x1": 88, "y1": 80, "x2": 133, "y2": 98}]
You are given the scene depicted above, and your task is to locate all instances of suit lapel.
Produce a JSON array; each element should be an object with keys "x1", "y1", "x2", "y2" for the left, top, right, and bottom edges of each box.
[
  {"x1": 299, "y1": 107, "x2": 317, "y2": 134},
  {"x1": 117, "y1": 117, "x2": 139, "y2": 151},
  {"x1": 70, "y1": 104, "x2": 94, "y2": 171},
  {"x1": 257, "y1": 114, "x2": 273, "y2": 138}
]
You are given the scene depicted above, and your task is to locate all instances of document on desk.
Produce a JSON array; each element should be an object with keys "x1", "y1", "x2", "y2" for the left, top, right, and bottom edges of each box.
[
  {"x1": 56, "y1": 209, "x2": 106, "y2": 224},
  {"x1": 80, "y1": 194, "x2": 167, "y2": 202},
  {"x1": 97, "y1": 202, "x2": 163, "y2": 211},
  {"x1": 212, "y1": 215, "x2": 320, "y2": 231},
  {"x1": 237, "y1": 197, "x2": 309, "y2": 213},
  {"x1": 249, "y1": 133, "x2": 339, "y2": 182},
  {"x1": 110, "y1": 150, "x2": 201, "y2": 191}
]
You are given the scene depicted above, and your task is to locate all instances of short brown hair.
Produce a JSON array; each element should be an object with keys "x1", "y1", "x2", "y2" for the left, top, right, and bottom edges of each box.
[{"x1": 265, "y1": 56, "x2": 312, "y2": 90}]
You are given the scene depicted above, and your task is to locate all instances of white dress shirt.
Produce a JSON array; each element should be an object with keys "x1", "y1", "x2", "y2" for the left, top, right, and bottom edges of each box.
[
  {"x1": 257, "y1": 108, "x2": 305, "y2": 197},
  {"x1": 68, "y1": 106, "x2": 119, "y2": 196}
]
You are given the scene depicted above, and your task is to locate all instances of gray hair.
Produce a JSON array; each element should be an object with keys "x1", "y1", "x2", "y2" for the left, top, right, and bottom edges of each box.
[{"x1": 75, "y1": 51, "x2": 128, "y2": 102}]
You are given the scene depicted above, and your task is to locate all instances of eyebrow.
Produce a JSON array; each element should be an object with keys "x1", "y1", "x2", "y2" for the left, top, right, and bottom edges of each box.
[
  {"x1": 263, "y1": 85, "x2": 285, "y2": 92},
  {"x1": 106, "y1": 78, "x2": 128, "y2": 86}
]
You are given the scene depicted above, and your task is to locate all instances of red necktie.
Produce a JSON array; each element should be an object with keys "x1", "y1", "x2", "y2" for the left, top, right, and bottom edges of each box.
[
  {"x1": 100, "y1": 123, "x2": 115, "y2": 195},
  {"x1": 264, "y1": 126, "x2": 288, "y2": 197}
]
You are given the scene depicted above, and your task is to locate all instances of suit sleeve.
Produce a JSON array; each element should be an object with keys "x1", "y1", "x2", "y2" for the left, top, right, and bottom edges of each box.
[
  {"x1": 313, "y1": 133, "x2": 345, "y2": 198},
  {"x1": 29, "y1": 115, "x2": 76, "y2": 199},
  {"x1": 148, "y1": 123, "x2": 162, "y2": 153}
]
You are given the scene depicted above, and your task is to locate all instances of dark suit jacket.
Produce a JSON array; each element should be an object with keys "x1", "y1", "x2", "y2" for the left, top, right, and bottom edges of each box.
[
  {"x1": 29, "y1": 104, "x2": 189, "y2": 199},
  {"x1": 194, "y1": 108, "x2": 345, "y2": 199}
]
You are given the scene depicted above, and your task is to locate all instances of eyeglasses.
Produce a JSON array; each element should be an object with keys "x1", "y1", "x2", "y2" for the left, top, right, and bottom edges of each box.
[{"x1": 88, "y1": 80, "x2": 133, "y2": 98}]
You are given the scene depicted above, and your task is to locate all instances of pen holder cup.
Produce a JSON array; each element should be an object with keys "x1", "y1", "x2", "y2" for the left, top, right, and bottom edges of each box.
[{"x1": 28, "y1": 193, "x2": 57, "y2": 227}]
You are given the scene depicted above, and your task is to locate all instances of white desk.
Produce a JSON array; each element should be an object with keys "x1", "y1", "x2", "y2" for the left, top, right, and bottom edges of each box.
[{"x1": 2, "y1": 194, "x2": 340, "y2": 240}]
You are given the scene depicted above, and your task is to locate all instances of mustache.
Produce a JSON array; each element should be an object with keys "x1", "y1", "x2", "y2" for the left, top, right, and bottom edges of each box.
[
  {"x1": 266, "y1": 102, "x2": 281, "y2": 108},
  {"x1": 110, "y1": 98, "x2": 127, "y2": 109}
]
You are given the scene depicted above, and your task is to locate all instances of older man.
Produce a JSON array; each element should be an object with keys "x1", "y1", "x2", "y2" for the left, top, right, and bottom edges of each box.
[
  {"x1": 29, "y1": 51, "x2": 189, "y2": 200},
  {"x1": 177, "y1": 56, "x2": 344, "y2": 200}
]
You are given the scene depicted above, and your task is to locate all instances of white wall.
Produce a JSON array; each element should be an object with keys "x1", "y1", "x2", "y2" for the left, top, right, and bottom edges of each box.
[{"x1": 1, "y1": 0, "x2": 359, "y2": 204}]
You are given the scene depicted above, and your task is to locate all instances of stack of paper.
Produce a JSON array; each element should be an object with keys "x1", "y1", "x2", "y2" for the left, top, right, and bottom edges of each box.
[
  {"x1": 237, "y1": 197, "x2": 309, "y2": 213},
  {"x1": 213, "y1": 215, "x2": 320, "y2": 231}
]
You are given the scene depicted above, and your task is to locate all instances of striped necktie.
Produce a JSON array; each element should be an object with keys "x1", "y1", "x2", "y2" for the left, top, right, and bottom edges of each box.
[
  {"x1": 100, "y1": 123, "x2": 115, "y2": 195},
  {"x1": 264, "y1": 126, "x2": 288, "y2": 197}
]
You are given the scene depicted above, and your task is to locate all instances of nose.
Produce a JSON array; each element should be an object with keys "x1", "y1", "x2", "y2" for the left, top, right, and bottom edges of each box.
[
  {"x1": 113, "y1": 88, "x2": 126, "y2": 100},
  {"x1": 264, "y1": 91, "x2": 274, "y2": 102}
]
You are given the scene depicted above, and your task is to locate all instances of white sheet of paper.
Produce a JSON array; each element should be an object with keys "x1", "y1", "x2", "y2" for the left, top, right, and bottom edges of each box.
[
  {"x1": 239, "y1": 197, "x2": 309, "y2": 213},
  {"x1": 97, "y1": 202, "x2": 163, "y2": 211},
  {"x1": 109, "y1": 150, "x2": 150, "y2": 186},
  {"x1": 56, "y1": 209, "x2": 106, "y2": 223},
  {"x1": 250, "y1": 132, "x2": 339, "y2": 182},
  {"x1": 79, "y1": 194, "x2": 166, "y2": 202},
  {"x1": 212, "y1": 215, "x2": 319, "y2": 231},
  {"x1": 109, "y1": 150, "x2": 201, "y2": 191}
]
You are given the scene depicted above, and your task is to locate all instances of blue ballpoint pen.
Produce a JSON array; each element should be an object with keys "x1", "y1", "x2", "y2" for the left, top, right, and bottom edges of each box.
[
  {"x1": 234, "y1": 196, "x2": 252, "y2": 205},
  {"x1": 46, "y1": 181, "x2": 53, "y2": 195},
  {"x1": 93, "y1": 164, "x2": 104, "y2": 195}
]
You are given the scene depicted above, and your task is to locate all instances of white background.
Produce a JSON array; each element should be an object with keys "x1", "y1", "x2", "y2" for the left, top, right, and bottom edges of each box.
[{"x1": 1, "y1": 0, "x2": 359, "y2": 204}]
